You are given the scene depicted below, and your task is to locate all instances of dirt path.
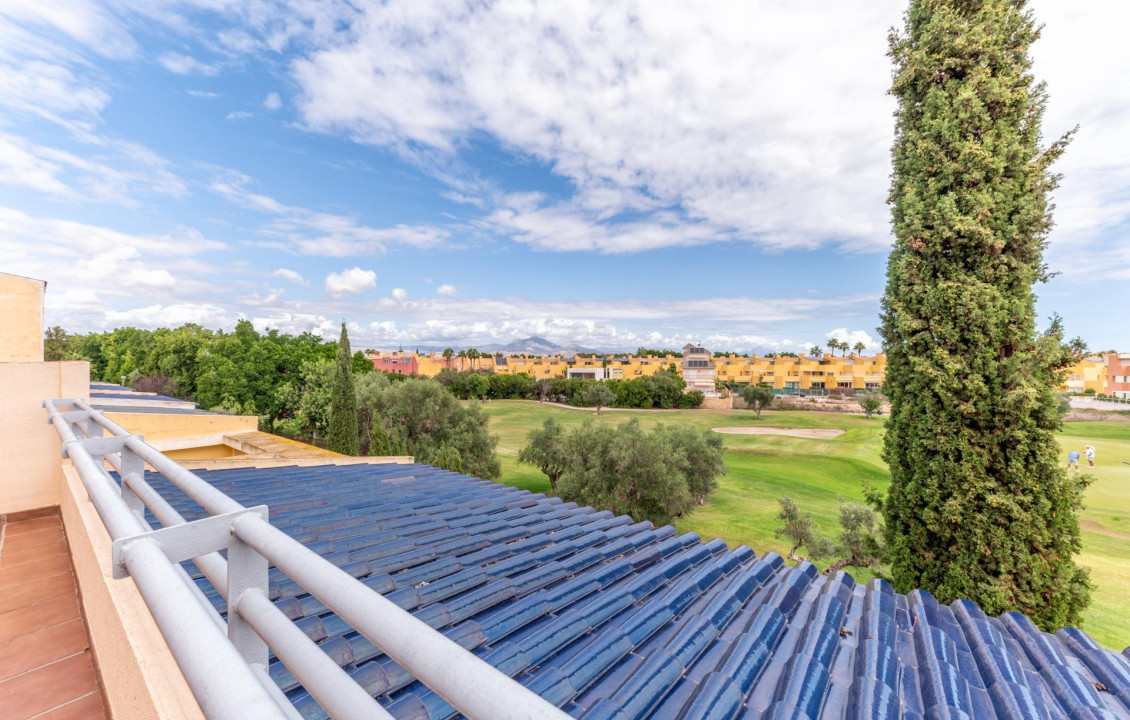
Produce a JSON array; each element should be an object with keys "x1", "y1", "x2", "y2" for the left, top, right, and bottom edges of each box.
[{"x1": 711, "y1": 426, "x2": 845, "y2": 439}]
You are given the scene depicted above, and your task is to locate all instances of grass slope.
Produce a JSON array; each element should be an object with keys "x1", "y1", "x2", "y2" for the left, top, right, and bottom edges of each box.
[{"x1": 480, "y1": 399, "x2": 1130, "y2": 649}]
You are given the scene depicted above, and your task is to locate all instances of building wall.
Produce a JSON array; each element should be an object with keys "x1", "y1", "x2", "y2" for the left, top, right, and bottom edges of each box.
[
  {"x1": 1106, "y1": 353, "x2": 1130, "y2": 399},
  {"x1": 61, "y1": 464, "x2": 205, "y2": 720},
  {"x1": 0, "y1": 272, "x2": 46, "y2": 362},
  {"x1": 165, "y1": 443, "x2": 239, "y2": 460},
  {"x1": 1061, "y1": 357, "x2": 1107, "y2": 395},
  {"x1": 106, "y1": 411, "x2": 257, "y2": 442},
  {"x1": 0, "y1": 361, "x2": 89, "y2": 514}
]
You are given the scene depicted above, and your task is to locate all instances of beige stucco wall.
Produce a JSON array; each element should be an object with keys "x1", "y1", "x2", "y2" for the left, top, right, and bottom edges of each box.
[
  {"x1": 165, "y1": 444, "x2": 239, "y2": 460},
  {"x1": 106, "y1": 411, "x2": 258, "y2": 443},
  {"x1": 0, "y1": 272, "x2": 46, "y2": 362},
  {"x1": 0, "y1": 361, "x2": 89, "y2": 514},
  {"x1": 62, "y1": 464, "x2": 205, "y2": 720}
]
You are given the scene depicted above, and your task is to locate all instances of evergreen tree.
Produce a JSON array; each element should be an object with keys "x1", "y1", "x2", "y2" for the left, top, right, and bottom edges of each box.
[
  {"x1": 368, "y1": 415, "x2": 391, "y2": 456},
  {"x1": 327, "y1": 322, "x2": 360, "y2": 455},
  {"x1": 879, "y1": 0, "x2": 1088, "y2": 628}
]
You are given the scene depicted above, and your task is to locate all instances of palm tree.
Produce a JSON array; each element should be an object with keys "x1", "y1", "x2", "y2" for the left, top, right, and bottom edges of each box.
[
  {"x1": 853, "y1": 341, "x2": 866, "y2": 356},
  {"x1": 467, "y1": 348, "x2": 479, "y2": 371},
  {"x1": 826, "y1": 339, "x2": 838, "y2": 357},
  {"x1": 810, "y1": 346, "x2": 822, "y2": 357},
  {"x1": 442, "y1": 347, "x2": 454, "y2": 370},
  {"x1": 457, "y1": 349, "x2": 467, "y2": 371}
]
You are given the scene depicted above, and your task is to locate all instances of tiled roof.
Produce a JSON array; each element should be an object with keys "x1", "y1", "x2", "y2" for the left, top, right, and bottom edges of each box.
[{"x1": 140, "y1": 463, "x2": 1130, "y2": 720}]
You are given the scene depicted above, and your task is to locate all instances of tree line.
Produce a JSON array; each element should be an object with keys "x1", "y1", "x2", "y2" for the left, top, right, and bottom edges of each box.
[{"x1": 435, "y1": 370, "x2": 705, "y2": 409}]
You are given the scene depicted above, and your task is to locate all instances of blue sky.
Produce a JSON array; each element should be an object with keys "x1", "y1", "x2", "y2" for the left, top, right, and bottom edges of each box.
[{"x1": 1, "y1": 1, "x2": 1126, "y2": 353}]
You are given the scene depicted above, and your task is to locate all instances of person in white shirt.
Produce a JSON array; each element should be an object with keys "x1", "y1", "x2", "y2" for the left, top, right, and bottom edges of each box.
[{"x1": 1084, "y1": 445, "x2": 1095, "y2": 468}]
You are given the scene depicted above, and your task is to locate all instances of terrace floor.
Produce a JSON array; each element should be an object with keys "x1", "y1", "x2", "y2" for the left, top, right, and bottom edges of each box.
[{"x1": 0, "y1": 509, "x2": 107, "y2": 720}]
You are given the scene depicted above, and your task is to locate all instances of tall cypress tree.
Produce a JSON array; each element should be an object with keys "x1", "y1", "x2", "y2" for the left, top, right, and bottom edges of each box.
[
  {"x1": 880, "y1": 0, "x2": 1088, "y2": 629},
  {"x1": 327, "y1": 322, "x2": 360, "y2": 456}
]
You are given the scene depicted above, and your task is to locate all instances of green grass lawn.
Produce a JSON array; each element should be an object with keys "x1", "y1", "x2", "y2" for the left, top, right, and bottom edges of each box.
[{"x1": 479, "y1": 399, "x2": 1130, "y2": 649}]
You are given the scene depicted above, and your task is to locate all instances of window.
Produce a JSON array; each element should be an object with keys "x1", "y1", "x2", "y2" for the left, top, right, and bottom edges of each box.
[{"x1": 838, "y1": 381, "x2": 852, "y2": 388}]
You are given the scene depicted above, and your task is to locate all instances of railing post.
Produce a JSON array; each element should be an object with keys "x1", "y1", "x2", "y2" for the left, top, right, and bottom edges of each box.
[
  {"x1": 228, "y1": 519, "x2": 270, "y2": 668},
  {"x1": 120, "y1": 447, "x2": 148, "y2": 526}
]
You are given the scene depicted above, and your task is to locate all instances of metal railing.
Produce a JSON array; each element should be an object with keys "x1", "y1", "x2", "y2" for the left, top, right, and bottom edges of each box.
[{"x1": 45, "y1": 398, "x2": 572, "y2": 720}]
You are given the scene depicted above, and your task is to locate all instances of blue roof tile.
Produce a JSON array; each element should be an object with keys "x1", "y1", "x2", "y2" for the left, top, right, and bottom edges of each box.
[{"x1": 129, "y1": 462, "x2": 1130, "y2": 720}]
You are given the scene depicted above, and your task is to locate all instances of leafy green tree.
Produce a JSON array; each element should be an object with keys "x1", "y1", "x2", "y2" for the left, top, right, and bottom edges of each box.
[
  {"x1": 327, "y1": 323, "x2": 360, "y2": 455},
  {"x1": 44, "y1": 326, "x2": 77, "y2": 361},
  {"x1": 557, "y1": 419, "x2": 723, "y2": 525},
  {"x1": 537, "y1": 378, "x2": 554, "y2": 402},
  {"x1": 517, "y1": 418, "x2": 569, "y2": 491},
  {"x1": 368, "y1": 417, "x2": 392, "y2": 456},
  {"x1": 559, "y1": 419, "x2": 691, "y2": 525},
  {"x1": 652, "y1": 423, "x2": 726, "y2": 506},
  {"x1": 581, "y1": 384, "x2": 615, "y2": 414},
  {"x1": 377, "y1": 379, "x2": 501, "y2": 479},
  {"x1": 275, "y1": 359, "x2": 335, "y2": 440},
  {"x1": 354, "y1": 371, "x2": 392, "y2": 453},
  {"x1": 351, "y1": 351, "x2": 373, "y2": 374},
  {"x1": 823, "y1": 499, "x2": 886, "y2": 576},
  {"x1": 857, "y1": 391, "x2": 883, "y2": 418},
  {"x1": 466, "y1": 373, "x2": 490, "y2": 401},
  {"x1": 740, "y1": 384, "x2": 775, "y2": 419},
  {"x1": 879, "y1": 0, "x2": 1089, "y2": 628},
  {"x1": 677, "y1": 390, "x2": 705, "y2": 409},
  {"x1": 645, "y1": 370, "x2": 686, "y2": 409},
  {"x1": 774, "y1": 497, "x2": 832, "y2": 564}
]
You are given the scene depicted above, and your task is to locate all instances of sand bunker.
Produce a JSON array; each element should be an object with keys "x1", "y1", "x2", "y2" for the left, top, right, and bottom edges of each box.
[{"x1": 711, "y1": 426, "x2": 845, "y2": 439}]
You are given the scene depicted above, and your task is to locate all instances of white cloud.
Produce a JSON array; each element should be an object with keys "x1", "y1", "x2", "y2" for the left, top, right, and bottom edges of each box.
[
  {"x1": 105, "y1": 303, "x2": 230, "y2": 328},
  {"x1": 290, "y1": 0, "x2": 903, "y2": 253},
  {"x1": 325, "y1": 267, "x2": 376, "y2": 297},
  {"x1": 263, "y1": 91, "x2": 282, "y2": 111},
  {"x1": 0, "y1": 205, "x2": 227, "y2": 330},
  {"x1": 337, "y1": 293, "x2": 877, "y2": 351},
  {"x1": 0, "y1": 0, "x2": 138, "y2": 60},
  {"x1": 391, "y1": 287, "x2": 408, "y2": 302},
  {"x1": 187, "y1": 89, "x2": 219, "y2": 99},
  {"x1": 158, "y1": 52, "x2": 220, "y2": 76},
  {"x1": 0, "y1": 132, "x2": 185, "y2": 204},
  {"x1": 226, "y1": 110, "x2": 253, "y2": 121},
  {"x1": 210, "y1": 168, "x2": 449, "y2": 254},
  {"x1": 436, "y1": 284, "x2": 456, "y2": 297},
  {"x1": 273, "y1": 268, "x2": 309, "y2": 286}
]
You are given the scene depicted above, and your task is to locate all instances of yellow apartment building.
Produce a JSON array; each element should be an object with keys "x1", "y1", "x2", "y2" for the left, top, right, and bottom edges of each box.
[
  {"x1": 377, "y1": 348, "x2": 888, "y2": 394},
  {"x1": 713, "y1": 353, "x2": 886, "y2": 393},
  {"x1": 1061, "y1": 356, "x2": 1107, "y2": 395}
]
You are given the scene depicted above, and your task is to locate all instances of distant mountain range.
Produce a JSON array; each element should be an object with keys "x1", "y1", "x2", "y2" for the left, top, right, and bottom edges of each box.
[{"x1": 480, "y1": 336, "x2": 596, "y2": 355}]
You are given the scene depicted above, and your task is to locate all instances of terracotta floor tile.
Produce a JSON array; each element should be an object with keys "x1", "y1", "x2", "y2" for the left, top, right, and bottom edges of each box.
[
  {"x1": 33, "y1": 691, "x2": 106, "y2": 720},
  {"x1": 0, "y1": 618, "x2": 88, "y2": 682},
  {"x1": 0, "y1": 540, "x2": 69, "y2": 569},
  {"x1": 0, "y1": 652, "x2": 98, "y2": 719},
  {"x1": 2, "y1": 508, "x2": 60, "y2": 524},
  {"x1": 0, "y1": 556, "x2": 71, "y2": 591},
  {"x1": 0, "y1": 594, "x2": 80, "y2": 644},
  {"x1": 0, "y1": 573, "x2": 75, "y2": 612},
  {"x1": 2, "y1": 517, "x2": 62, "y2": 537},
  {"x1": 2, "y1": 527, "x2": 64, "y2": 552}
]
